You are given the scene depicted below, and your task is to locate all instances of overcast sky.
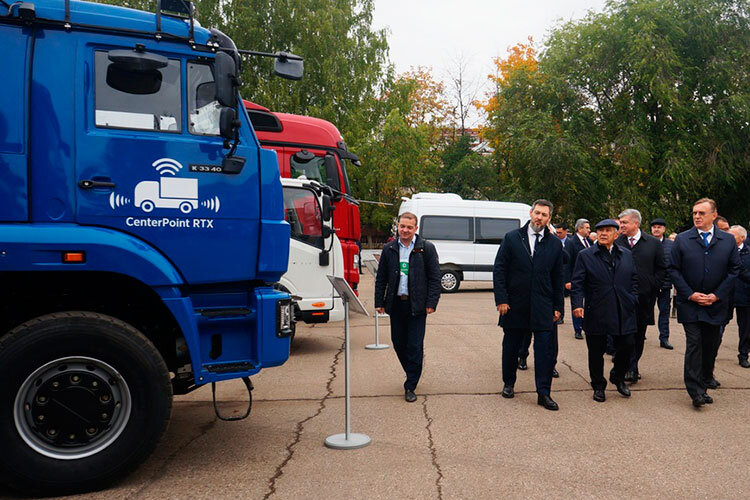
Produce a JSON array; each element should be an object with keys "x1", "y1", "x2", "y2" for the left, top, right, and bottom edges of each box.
[{"x1": 372, "y1": 0, "x2": 609, "y2": 125}]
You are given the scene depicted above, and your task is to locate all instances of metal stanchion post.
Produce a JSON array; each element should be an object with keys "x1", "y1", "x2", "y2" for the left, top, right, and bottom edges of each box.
[
  {"x1": 325, "y1": 276, "x2": 371, "y2": 450},
  {"x1": 364, "y1": 260, "x2": 389, "y2": 350}
]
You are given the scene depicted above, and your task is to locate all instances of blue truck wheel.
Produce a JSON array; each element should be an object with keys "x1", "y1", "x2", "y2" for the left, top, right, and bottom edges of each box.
[{"x1": 0, "y1": 312, "x2": 172, "y2": 495}]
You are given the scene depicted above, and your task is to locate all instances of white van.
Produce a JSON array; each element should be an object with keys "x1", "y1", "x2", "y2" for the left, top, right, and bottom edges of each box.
[
  {"x1": 279, "y1": 178, "x2": 344, "y2": 336},
  {"x1": 399, "y1": 193, "x2": 530, "y2": 293}
]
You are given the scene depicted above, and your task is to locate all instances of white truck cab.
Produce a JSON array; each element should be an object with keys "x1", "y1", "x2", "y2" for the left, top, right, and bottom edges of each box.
[
  {"x1": 399, "y1": 193, "x2": 531, "y2": 293},
  {"x1": 280, "y1": 178, "x2": 344, "y2": 330}
]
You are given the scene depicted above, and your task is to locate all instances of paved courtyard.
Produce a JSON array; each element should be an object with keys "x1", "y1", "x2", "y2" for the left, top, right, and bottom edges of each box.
[{"x1": 4, "y1": 273, "x2": 750, "y2": 499}]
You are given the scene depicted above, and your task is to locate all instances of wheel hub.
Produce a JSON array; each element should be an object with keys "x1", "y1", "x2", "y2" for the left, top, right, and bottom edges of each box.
[{"x1": 14, "y1": 357, "x2": 132, "y2": 460}]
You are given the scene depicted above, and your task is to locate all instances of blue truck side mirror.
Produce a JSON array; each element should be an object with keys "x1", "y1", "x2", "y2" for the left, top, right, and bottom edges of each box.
[
  {"x1": 215, "y1": 51, "x2": 238, "y2": 108},
  {"x1": 273, "y1": 51, "x2": 303, "y2": 81}
]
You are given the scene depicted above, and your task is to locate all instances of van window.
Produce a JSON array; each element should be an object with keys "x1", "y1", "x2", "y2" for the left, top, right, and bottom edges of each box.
[
  {"x1": 94, "y1": 50, "x2": 182, "y2": 132},
  {"x1": 283, "y1": 187, "x2": 324, "y2": 249},
  {"x1": 475, "y1": 218, "x2": 520, "y2": 244},
  {"x1": 420, "y1": 216, "x2": 473, "y2": 241}
]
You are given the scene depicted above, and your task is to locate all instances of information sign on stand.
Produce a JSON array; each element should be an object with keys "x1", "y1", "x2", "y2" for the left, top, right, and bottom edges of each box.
[
  {"x1": 364, "y1": 260, "x2": 389, "y2": 350},
  {"x1": 324, "y1": 275, "x2": 371, "y2": 450}
]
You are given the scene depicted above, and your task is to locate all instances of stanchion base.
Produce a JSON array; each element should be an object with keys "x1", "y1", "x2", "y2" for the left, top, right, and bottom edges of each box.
[
  {"x1": 365, "y1": 343, "x2": 390, "y2": 350},
  {"x1": 325, "y1": 433, "x2": 371, "y2": 450}
]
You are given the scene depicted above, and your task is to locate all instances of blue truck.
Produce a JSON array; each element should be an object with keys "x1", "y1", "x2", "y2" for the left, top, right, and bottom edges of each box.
[{"x1": 0, "y1": 0, "x2": 302, "y2": 494}]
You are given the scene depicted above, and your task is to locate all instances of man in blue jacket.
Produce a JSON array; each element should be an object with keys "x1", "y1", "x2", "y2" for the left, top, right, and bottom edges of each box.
[
  {"x1": 375, "y1": 212, "x2": 441, "y2": 402},
  {"x1": 728, "y1": 225, "x2": 750, "y2": 368},
  {"x1": 651, "y1": 218, "x2": 675, "y2": 349},
  {"x1": 493, "y1": 199, "x2": 565, "y2": 411},
  {"x1": 670, "y1": 198, "x2": 741, "y2": 407},
  {"x1": 571, "y1": 219, "x2": 638, "y2": 402}
]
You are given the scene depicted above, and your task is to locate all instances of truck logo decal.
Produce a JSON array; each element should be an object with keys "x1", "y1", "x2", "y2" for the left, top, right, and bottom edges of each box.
[{"x1": 107, "y1": 158, "x2": 222, "y2": 216}]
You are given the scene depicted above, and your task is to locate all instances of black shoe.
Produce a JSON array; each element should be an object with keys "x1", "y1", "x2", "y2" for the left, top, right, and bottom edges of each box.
[
  {"x1": 660, "y1": 340, "x2": 674, "y2": 350},
  {"x1": 593, "y1": 390, "x2": 606, "y2": 402},
  {"x1": 405, "y1": 389, "x2": 417, "y2": 403},
  {"x1": 624, "y1": 371, "x2": 637, "y2": 383},
  {"x1": 518, "y1": 357, "x2": 528, "y2": 371},
  {"x1": 537, "y1": 394, "x2": 559, "y2": 411},
  {"x1": 574, "y1": 331, "x2": 583, "y2": 340},
  {"x1": 703, "y1": 393, "x2": 713, "y2": 404},
  {"x1": 705, "y1": 378, "x2": 720, "y2": 390},
  {"x1": 552, "y1": 368, "x2": 559, "y2": 378},
  {"x1": 692, "y1": 395, "x2": 706, "y2": 408},
  {"x1": 501, "y1": 385, "x2": 514, "y2": 399},
  {"x1": 740, "y1": 358, "x2": 750, "y2": 368},
  {"x1": 615, "y1": 382, "x2": 631, "y2": 397}
]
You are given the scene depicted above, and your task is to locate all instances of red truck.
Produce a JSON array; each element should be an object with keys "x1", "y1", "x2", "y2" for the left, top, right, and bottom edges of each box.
[{"x1": 244, "y1": 101, "x2": 362, "y2": 293}]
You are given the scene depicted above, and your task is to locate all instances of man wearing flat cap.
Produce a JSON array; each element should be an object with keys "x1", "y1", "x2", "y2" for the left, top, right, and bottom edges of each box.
[
  {"x1": 651, "y1": 218, "x2": 675, "y2": 349},
  {"x1": 571, "y1": 219, "x2": 638, "y2": 402}
]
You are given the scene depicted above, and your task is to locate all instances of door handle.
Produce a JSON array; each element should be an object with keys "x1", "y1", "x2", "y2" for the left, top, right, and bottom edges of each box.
[{"x1": 78, "y1": 179, "x2": 116, "y2": 189}]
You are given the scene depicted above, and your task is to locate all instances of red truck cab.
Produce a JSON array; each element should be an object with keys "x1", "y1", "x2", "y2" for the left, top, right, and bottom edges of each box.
[{"x1": 244, "y1": 101, "x2": 362, "y2": 292}]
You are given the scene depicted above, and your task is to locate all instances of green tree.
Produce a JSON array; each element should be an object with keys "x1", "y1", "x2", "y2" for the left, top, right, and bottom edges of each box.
[{"x1": 440, "y1": 135, "x2": 497, "y2": 199}]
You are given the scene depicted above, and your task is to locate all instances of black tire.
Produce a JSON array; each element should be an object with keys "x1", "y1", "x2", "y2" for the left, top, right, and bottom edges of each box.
[
  {"x1": 0, "y1": 312, "x2": 172, "y2": 496},
  {"x1": 440, "y1": 270, "x2": 461, "y2": 293}
]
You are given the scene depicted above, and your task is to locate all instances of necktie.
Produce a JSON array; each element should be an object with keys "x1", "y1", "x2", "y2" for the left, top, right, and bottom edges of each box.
[
  {"x1": 583, "y1": 239, "x2": 590, "y2": 248},
  {"x1": 532, "y1": 232, "x2": 540, "y2": 256},
  {"x1": 629, "y1": 237, "x2": 635, "y2": 248},
  {"x1": 701, "y1": 232, "x2": 710, "y2": 247}
]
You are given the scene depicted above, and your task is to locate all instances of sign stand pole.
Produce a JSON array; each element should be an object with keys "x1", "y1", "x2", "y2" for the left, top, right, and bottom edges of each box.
[
  {"x1": 325, "y1": 276, "x2": 371, "y2": 450},
  {"x1": 364, "y1": 261, "x2": 389, "y2": 350}
]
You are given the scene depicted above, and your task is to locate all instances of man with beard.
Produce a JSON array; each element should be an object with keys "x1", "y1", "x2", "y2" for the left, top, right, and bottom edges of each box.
[{"x1": 494, "y1": 199, "x2": 565, "y2": 411}]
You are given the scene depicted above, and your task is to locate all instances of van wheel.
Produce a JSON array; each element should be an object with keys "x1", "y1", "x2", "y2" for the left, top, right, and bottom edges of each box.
[
  {"x1": 440, "y1": 271, "x2": 461, "y2": 293},
  {"x1": 179, "y1": 202, "x2": 193, "y2": 214},
  {"x1": 0, "y1": 312, "x2": 172, "y2": 496},
  {"x1": 140, "y1": 200, "x2": 154, "y2": 213}
]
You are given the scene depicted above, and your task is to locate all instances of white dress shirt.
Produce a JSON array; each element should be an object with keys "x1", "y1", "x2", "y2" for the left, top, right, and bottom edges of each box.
[{"x1": 527, "y1": 224, "x2": 544, "y2": 256}]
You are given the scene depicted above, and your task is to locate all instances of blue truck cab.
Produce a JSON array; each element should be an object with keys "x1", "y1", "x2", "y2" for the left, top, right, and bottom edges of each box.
[{"x1": 0, "y1": 0, "x2": 299, "y2": 494}]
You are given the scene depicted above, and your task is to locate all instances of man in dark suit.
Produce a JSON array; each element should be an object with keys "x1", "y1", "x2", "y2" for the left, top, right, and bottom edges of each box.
[
  {"x1": 565, "y1": 218, "x2": 593, "y2": 340},
  {"x1": 375, "y1": 212, "x2": 441, "y2": 402},
  {"x1": 571, "y1": 219, "x2": 638, "y2": 402},
  {"x1": 650, "y1": 218, "x2": 675, "y2": 349},
  {"x1": 494, "y1": 199, "x2": 565, "y2": 411},
  {"x1": 616, "y1": 209, "x2": 666, "y2": 383},
  {"x1": 728, "y1": 225, "x2": 750, "y2": 368},
  {"x1": 670, "y1": 198, "x2": 740, "y2": 407}
]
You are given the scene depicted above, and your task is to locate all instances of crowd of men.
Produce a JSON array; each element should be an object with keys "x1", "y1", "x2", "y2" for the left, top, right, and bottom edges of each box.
[{"x1": 375, "y1": 197, "x2": 749, "y2": 410}]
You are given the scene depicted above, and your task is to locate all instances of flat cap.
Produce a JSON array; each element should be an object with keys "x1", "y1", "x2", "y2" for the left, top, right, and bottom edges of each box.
[
  {"x1": 595, "y1": 219, "x2": 620, "y2": 230},
  {"x1": 650, "y1": 217, "x2": 667, "y2": 226}
]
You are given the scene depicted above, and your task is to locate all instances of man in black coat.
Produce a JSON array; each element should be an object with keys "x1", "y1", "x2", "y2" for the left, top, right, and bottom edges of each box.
[
  {"x1": 493, "y1": 199, "x2": 565, "y2": 411},
  {"x1": 375, "y1": 212, "x2": 441, "y2": 402},
  {"x1": 616, "y1": 209, "x2": 666, "y2": 383},
  {"x1": 571, "y1": 219, "x2": 638, "y2": 402},
  {"x1": 651, "y1": 218, "x2": 675, "y2": 349},
  {"x1": 728, "y1": 225, "x2": 750, "y2": 368},
  {"x1": 565, "y1": 218, "x2": 593, "y2": 340},
  {"x1": 670, "y1": 198, "x2": 740, "y2": 407}
]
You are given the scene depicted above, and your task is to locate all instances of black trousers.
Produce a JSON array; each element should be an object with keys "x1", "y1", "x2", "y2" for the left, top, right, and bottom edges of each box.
[
  {"x1": 503, "y1": 328, "x2": 554, "y2": 396},
  {"x1": 628, "y1": 294, "x2": 657, "y2": 374},
  {"x1": 518, "y1": 323, "x2": 559, "y2": 366},
  {"x1": 737, "y1": 307, "x2": 750, "y2": 359},
  {"x1": 682, "y1": 322, "x2": 722, "y2": 399},
  {"x1": 657, "y1": 288, "x2": 671, "y2": 341},
  {"x1": 389, "y1": 297, "x2": 427, "y2": 391},
  {"x1": 586, "y1": 334, "x2": 634, "y2": 390}
]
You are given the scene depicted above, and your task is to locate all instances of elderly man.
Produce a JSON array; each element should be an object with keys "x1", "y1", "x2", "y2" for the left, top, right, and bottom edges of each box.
[
  {"x1": 572, "y1": 219, "x2": 638, "y2": 402},
  {"x1": 375, "y1": 212, "x2": 441, "y2": 402},
  {"x1": 565, "y1": 218, "x2": 593, "y2": 339},
  {"x1": 651, "y1": 218, "x2": 675, "y2": 349},
  {"x1": 670, "y1": 198, "x2": 740, "y2": 407},
  {"x1": 728, "y1": 225, "x2": 750, "y2": 368},
  {"x1": 616, "y1": 209, "x2": 666, "y2": 383},
  {"x1": 494, "y1": 199, "x2": 565, "y2": 411}
]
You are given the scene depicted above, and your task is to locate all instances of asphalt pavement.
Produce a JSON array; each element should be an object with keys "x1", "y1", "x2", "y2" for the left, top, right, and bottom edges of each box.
[{"x1": 4, "y1": 274, "x2": 750, "y2": 499}]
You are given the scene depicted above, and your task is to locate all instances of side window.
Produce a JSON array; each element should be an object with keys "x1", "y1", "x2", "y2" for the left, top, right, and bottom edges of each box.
[
  {"x1": 94, "y1": 50, "x2": 181, "y2": 132},
  {"x1": 188, "y1": 62, "x2": 220, "y2": 136},
  {"x1": 283, "y1": 187, "x2": 324, "y2": 249},
  {"x1": 420, "y1": 216, "x2": 473, "y2": 241},
  {"x1": 290, "y1": 152, "x2": 326, "y2": 184},
  {"x1": 475, "y1": 218, "x2": 520, "y2": 244}
]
